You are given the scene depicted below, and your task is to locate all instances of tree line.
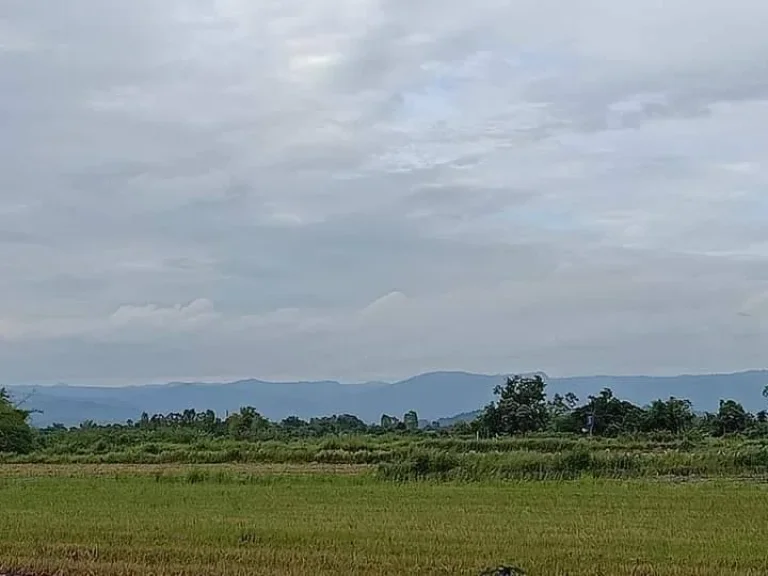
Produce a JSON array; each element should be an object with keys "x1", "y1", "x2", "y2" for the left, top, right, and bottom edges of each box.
[
  {"x1": 2, "y1": 376, "x2": 768, "y2": 454},
  {"x1": 469, "y1": 374, "x2": 768, "y2": 438}
]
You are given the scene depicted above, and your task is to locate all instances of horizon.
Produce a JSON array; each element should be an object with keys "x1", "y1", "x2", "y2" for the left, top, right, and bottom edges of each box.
[{"x1": 7, "y1": 366, "x2": 768, "y2": 389}]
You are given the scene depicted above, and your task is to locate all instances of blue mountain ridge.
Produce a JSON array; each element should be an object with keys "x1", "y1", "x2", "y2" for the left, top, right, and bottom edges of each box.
[{"x1": 7, "y1": 370, "x2": 768, "y2": 427}]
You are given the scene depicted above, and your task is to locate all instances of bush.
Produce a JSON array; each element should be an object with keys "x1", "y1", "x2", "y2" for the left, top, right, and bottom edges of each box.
[{"x1": 0, "y1": 389, "x2": 36, "y2": 454}]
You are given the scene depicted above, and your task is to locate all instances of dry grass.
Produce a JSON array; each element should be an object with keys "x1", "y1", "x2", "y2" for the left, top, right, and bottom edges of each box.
[
  {"x1": 0, "y1": 462, "x2": 370, "y2": 479},
  {"x1": 1, "y1": 466, "x2": 768, "y2": 575}
]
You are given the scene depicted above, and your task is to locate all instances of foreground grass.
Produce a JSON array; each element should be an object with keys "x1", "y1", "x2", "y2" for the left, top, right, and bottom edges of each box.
[{"x1": 1, "y1": 466, "x2": 768, "y2": 575}]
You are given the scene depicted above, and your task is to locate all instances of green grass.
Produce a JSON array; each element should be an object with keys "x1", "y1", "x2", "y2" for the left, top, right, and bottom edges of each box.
[
  {"x1": 9, "y1": 435, "x2": 768, "y2": 481},
  {"x1": 1, "y1": 466, "x2": 768, "y2": 575}
]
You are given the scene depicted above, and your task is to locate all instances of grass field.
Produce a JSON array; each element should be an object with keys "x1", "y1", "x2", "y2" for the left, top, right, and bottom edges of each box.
[
  {"x1": 9, "y1": 435, "x2": 768, "y2": 481},
  {"x1": 2, "y1": 465, "x2": 768, "y2": 576}
]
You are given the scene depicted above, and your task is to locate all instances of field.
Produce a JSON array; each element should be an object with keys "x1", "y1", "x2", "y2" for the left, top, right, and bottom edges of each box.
[
  {"x1": 8, "y1": 435, "x2": 768, "y2": 481},
  {"x1": 2, "y1": 463, "x2": 768, "y2": 576}
]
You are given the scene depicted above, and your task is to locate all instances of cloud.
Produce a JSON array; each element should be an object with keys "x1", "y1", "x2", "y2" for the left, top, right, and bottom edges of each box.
[
  {"x1": 107, "y1": 298, "x2": 219, "y2": 333},
  {"x1": 1, "y1": 0, "x2": 768, "y2": 384}
]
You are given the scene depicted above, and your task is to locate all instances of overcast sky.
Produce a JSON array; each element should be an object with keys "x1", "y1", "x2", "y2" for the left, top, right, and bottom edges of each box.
[{"x1": 2, "y1": 0, "x2": 768, "y2": 385}]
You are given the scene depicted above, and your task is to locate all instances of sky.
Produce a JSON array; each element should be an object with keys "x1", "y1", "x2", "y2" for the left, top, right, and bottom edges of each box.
[{"x1": 1, "y1": 0, "x2": 768, "y2": 385}]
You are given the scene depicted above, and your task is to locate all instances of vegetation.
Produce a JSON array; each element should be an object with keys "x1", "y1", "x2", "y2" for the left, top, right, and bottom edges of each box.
[
  {"x1": 6, "y1": 375, "x2": 768, "y2": 450},
  {"x1": 3, "y1": 376, "x2": 768, "y2": 575},
  {"x1": 0, "y1": 387, "x2": 35, "y2": 454},
  {"x1": 5, "y1": 432, "x2": 768, "y2": 482},
  {"x1": 1, "y1": 466, "x2": 767, "y2": 576},
  {"x1": 3, "y1": 375, "x2": 768, "y2": 482}
]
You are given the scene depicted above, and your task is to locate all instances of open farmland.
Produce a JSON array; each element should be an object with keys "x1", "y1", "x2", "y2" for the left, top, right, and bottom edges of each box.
[
  {"x1": 1, "y1": 464, "x2": 768, "y2": 576},
  {"x1": 4, "y1": 377, "x2": 768, "y2": 574}
]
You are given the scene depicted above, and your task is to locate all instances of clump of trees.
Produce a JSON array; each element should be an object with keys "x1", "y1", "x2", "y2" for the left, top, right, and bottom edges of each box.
[
  {"x1": 472, "y1": 375, "x2": 768, "y2": 438},
  {"x1": 0, "y1": 388, "x2": 35, "y2": 454},
  {"x1": 40, "y1": 406, "x2": 424, "y2": 448},
  {"x1": 474, "y1": 374, "x2": 549, "y2": 435}
]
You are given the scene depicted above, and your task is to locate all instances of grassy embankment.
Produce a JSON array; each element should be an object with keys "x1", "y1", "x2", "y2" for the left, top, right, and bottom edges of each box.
[{"x1": 6, "y1": 435, "x2": 768, "y2": 481}]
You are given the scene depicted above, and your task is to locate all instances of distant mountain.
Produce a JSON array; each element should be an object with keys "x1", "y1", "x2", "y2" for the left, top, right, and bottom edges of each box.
[
  {"x1": 7, "y1": 370, "x2": 768, "y2": 428},
  {"x1": 436, "y1": 410, "x2": 483, "y2": 428}
]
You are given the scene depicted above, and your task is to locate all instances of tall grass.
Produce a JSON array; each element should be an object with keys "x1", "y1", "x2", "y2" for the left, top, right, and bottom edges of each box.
[
  {"x1": 5, "y1": 434, "x2": 768, "y2": 481},
  {"x1": 377, "y1": 446, "x2": 768, "y2": 481}
]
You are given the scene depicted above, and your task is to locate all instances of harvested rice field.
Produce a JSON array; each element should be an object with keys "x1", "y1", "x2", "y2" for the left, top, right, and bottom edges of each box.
[{"x1": 1, "y1": 465, "x2": 768, "y2": 575}]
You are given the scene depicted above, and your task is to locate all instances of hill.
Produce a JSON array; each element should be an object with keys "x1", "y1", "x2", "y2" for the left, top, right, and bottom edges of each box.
[{"x1": 6, "y1": 370, "x2": 767, "y2": 427}]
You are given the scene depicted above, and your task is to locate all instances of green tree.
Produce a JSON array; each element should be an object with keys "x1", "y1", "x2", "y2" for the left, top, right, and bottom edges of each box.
[
  {"x1": 476, "y1": 374, "x2": 549, "y2": 435},
  {"x1": 307, "y1": 414, "x2": 369, "y2": 436},
  {"x1": 380, "y1": 414, "x2": 400, "y2": 430},
  {"x1": 569, "y1": 388, "x2": 645, "y2": 437},
  {"x1": 548, "y1": 392, "x2": 580, "y2": 432},
  {"x1": 227, "y1": 406, "x2": 271, "y2": 439},
  {"x1": 333, "y1": 414, "x2": 369, "y2": 434},
  {"x1": 0, "y1": 388, "x2": 36, "y2": 454},
  {"x1": 403, "y1": 410, "x2": 419, "y2": 432},
  {"x1": 643, "y1": 397, "x2": 695, "y2": 434},
  {"x1": 713, "y1": 399, "x2": 750, "y2": 436}
]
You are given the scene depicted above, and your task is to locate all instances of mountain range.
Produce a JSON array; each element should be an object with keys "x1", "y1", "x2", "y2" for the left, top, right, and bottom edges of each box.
[{"x1": 6, "y1": 370, "x2": 768, "y2": 427}]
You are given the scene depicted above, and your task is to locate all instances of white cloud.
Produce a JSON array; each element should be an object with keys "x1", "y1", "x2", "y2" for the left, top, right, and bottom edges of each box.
[{"x1": 108, "y1": 298, "x2": 218, "y2": 330}]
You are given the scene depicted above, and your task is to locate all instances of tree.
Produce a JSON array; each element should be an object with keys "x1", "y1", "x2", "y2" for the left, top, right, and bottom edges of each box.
[
  {"x1": 380, "y1": 414, "x2": 400, "y2": 430},
  {"x1": 0, "y1": 388, "x2": 36, "y2": 454},
  {"x1": 569, "y1": 388, "x2": 644, "y2": 437},
  {"x1": 227, "y1": 406, "x2": 271, "y2": 439},
  {"x1": 713, "y1": 399, "x2": 750, "y2": 436},
  {"x1": 307, "y1": 414, "x2": 369, "y2": 436},
  {"x1": 332, "y1": 414, "x2": 369, "y2": 434},
  {"x1": 403, "y1": 410, "x2": 419, "y2": 432},
  {"x1": 476, "y1": 374, "x2": 549, "y2": 435},
  {"x1": 548, "y1": 392, "x2": 580, "y2": 432},
  {"x1": 643, "y1": 397, "x2": 695, "y2": 434}
]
